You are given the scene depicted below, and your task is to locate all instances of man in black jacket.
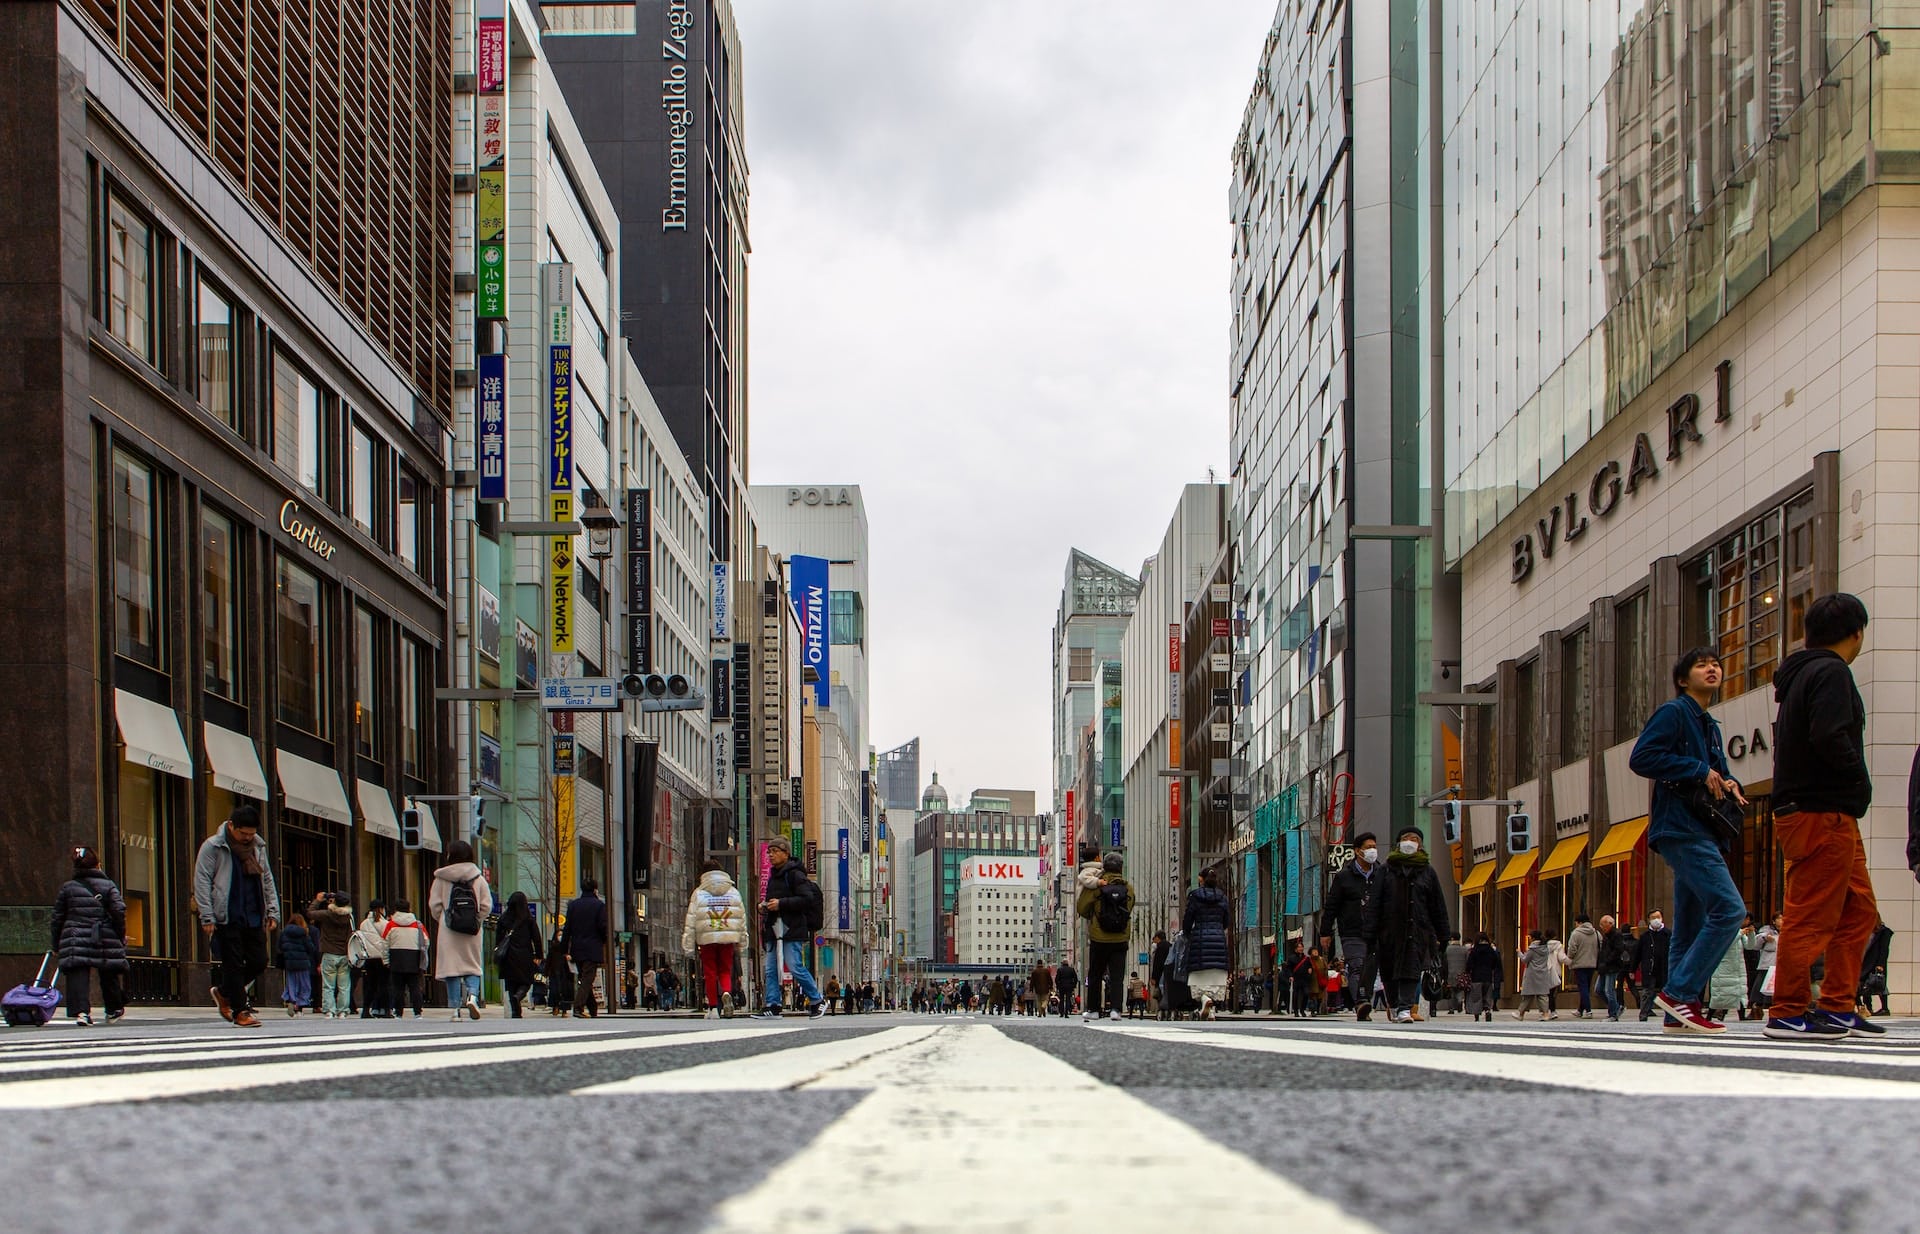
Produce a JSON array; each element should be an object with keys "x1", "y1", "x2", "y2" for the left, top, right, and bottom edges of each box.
[
  {"x1": 1594, "y1": 914, "x2": 1634, "y2": 1021},
  {"x1": 563, "y1": 881, "x2": 609, "y2": 1017},
  {"x1": 1633, "y1": 910, "x2": 1671, "y2": 1021},
  {"x1": 753, "y1": 838, "x2": 826, "y2": 1019},
  {"x1": 1768, "y1": 593, "x2": 1883, "y2": 1041},
  {"x1": 1321, "y1": 832, "x2": 1384, "y2": 1020}
]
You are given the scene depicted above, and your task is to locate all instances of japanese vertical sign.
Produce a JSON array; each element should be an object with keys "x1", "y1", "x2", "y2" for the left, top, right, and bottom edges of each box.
[
  {"x1": 476, "y1": 0, "x2": 507, "y2": 319},
  {"x1": 625, "y1": 488, "x2": 652, "y2": 673},
  {"x1": 477, "y1": 353, "x2": 506, "y2": 502},
  {"x1": 542, "y1": 264, "x2": 574, "y2": 663}
]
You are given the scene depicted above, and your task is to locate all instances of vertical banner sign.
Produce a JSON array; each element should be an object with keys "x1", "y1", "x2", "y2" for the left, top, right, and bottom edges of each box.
[
  {"x1": 789, "y1": 555, "x2": 830, "y2": 706},
  {"x1": 732, "y1": 639, "x2": 752, "y2": 770},
  {"x1": 555, "y1": 733, "x2": 577, "y2": 899},
  {"x1": 476, "y1": 0, "x2": 507, "y2": 319},
  {"x1": 711, "y1": 561, "x2": 730, "y2": 643},
  {"x1": 1167, "y1": 623, "x2": 1182, "y2": 769},
  {"x1": 837, "y1": 829, "x2": 851, "y2": 930},
  {"x1": 625, "y1": 488, "x2": 652, "y2": 674},
  {"x1": 1170, "y1": 779, "x2": 1182, "y2": 830},
  {"x1": 477, "y1": 353, "x2": 507, "y2": 501},
  {"x1": 542, "y1": 264, "x2": 574, "y2": 665}
]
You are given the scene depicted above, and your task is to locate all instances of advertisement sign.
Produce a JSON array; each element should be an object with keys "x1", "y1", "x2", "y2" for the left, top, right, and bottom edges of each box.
[
  {"x1": 1110, "y1": 818, "x2": 1122, "y2": 848},
  {"x1": 1170, "y1": 780, "x2": 1182, "y2": 829},
  {"x1": 555, "y1": 774, "x2": 577, "y2": 899},
  {"x1": 540, "y1": 677, "x2": 620, "y2": 711},
  {"x1": 544, "y1": 265, "x2": 574, "y2": 663},
  {"x1": 477, "y1": 584, "x2": 500, "y2": 663},
  {"x1": 626, "y1": 487, "x2": 652, "y2": 674},
  {"x1": 476, "y1": 16, "x2": 506, "y2": 92},
  {"x1": 477, "y1": 353, "x2": 506, "y2": 501},
  {"x1": 478, "y1": 243, "x2": 506, "y2": 320},
  {"x1": 478, "y1": 732, "x2": 501, "y2": 788},
  {"x1": 789, "y1": 555, "x2": 830, "y2": 706},
  {"x1": 1244, "y1": 851, "x2": 1260, "y2": 928},
  {"x1": 1213, "y1": 617, "x2": 1231, "y2": 638},
  {"x1": 551, "y1": 733, "x2": 576, "y2": 776},
  {"x1": 547, "y1": 344, "x2": 573, "y2": 492},
  {"x1": 711, "y1": 723, "x2": 733, "y2": 799},
  {"x1": 514, "y1": 621, "x2": 539, "y2": 691},
  {"x1": 476, "y1": 163, "x2": 506, "y2": 241},
  {"x1": 548, "y1": 493, "x2": 575, "y2": 656},
  {"x1": 710, "y1": 658, "x2": 730, "y2": 720},
  {"x1": 757, "y1": 842, "x2": 772, "y2": 904},
  {"x1": 711, "y1": 561, "x2": 730, "y2": 642},
  {"x1": 1283, "y1": 829, "x2": 1302, "y2": 915},
  {"x1": 837, "y1": 829, "x2": 851, "y2": 930},
  {"x1": 476, "y1": 20, "x2": 506, "y2": 320}
]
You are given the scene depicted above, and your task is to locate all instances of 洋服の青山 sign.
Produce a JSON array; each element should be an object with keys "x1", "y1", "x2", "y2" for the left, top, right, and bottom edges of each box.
[
  {"x1": 279, "y1": 500, "x2": 338, "y2": 561},
  {"x1": 1512, "y1": 360, "x2": 1733, "y2": 584}
]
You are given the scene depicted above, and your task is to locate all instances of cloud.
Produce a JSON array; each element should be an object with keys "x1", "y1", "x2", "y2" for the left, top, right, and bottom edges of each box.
[{"x1": 734, "y1": 0, "x2": 1276, "y2": 805}]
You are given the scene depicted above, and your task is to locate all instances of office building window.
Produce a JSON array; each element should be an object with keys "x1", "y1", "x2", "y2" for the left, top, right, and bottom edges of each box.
[
  {"x1": 1068, "y1": 647, "x2": 1093, "y2": 682},
  {"x1": 111, "y1": 449, "x2": 163, "y2": 668},
  {"x1": 273, "y1": 352, "x2": 328, "y2": 497},
  {"x1": 197, "y1": 279, "x2": 238, "y2": 431},
  {"x1": 400, "y1": 634, "x2": 427, "y2": 780},
  {"x1": 201, "y1": 506, "x2": 242, "y2": 699},
  {"x1": 350, "y1": 422, "x2": 379, "y2": 539},
  {"x1": 355, "y1": 606, "x2": 381, "y2": 760},
  {"x1": 830, "y1": 591, "x2": 864, "y2": 646},
  {"x1": 275, "y1": 556, "x2": 331, "y2": 737},
  {"x1": 398, "y1": 468, "x2": 427, "y2": 576},
  {"x1": 1561, "y1": 627, "x2": 1591, "y2": 762},
  {"x1": 1616, "y1": 592, "x2": 1651, "y2": 733},
  {"x1": 105, "y1": 195, "x2": 156, "y2": 365}
]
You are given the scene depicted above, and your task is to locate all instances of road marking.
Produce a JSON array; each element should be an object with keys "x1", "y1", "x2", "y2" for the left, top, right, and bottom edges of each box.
[
  {"x1": 1234, "y1": 1023, "x2": 1920, "y2": 1065},
  {"x1": 1118, "y1": 1025, "x2": 1920, "y2": 1099},
  {"x1": 574, "y1": 1025, "x2": 941, "y2": 1094},
  {"x1": 0, "y1": 1027, "x2": 790, "y2": 1109},
  {"x1": 0, "y1": 1028, "x2": 617, "y2": 1076},
  {"x1": 700, "y1": 1023, "x2": 1385, "y2": 1234}
]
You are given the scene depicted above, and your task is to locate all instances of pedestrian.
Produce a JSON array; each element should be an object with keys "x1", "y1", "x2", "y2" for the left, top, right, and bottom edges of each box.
[
  {"x1": 544, "y1": 937, "x2": 574, "y2": 1015},
  {"x1": 1074, "y1": 851, "x2": 1135, "y2": 1023},
  {"x1": 1149, "y1": 930, "x2": 1171, "y2": 1017},
  {"x1": 352, "y1": 900, "x2": 390, "y2": 1019},
  {"x1": 1767, "y1": 593, "x2": 1884, "y2": 1041},
  {"x1": 1705, "y1": 931, "x2": 1749, "y2": 1024},
  {"x1": 1628, "y1": 646, "x2": 1748, "y2": 1035},
  {"x1": 1515, "y1": 930, "x2": 1556, "y2": 1019},
  {"x1": 1055, "y1": 961, "x2": 1078, "y2": 1016},
  {"x1": 623, "y1": 966, "x2": 639, "y2": 1010},
  {"x1": 1594, "y1": 914, "x2": 1632, "y2": 1020},
  {"x1": 1182, "y1": 867, "x2": 1233, "y2": 1019},
  {"x1": 275, "y1": 911, "x2": 318, "y2": 1016},
  {"x1": 381, "y1": 899, "x2": 429, "y2": 1017},
  {"x1": 1465, "y1": 932, "x2": 1502, "y2": 1020},
  {"x1": 1566, "y1": 915, "x2": 1600, "y2": 1018},
  {"x1": 1857, "y1": 920, "x2": 1894, "y2": 1016},
  {"x1": 49, "y1": 846, "x2": 128, "y2": 1026},
  {"x1": 309, "y1": 891, "x2": 355, "y2": 1019},
  {"x1": 682, "y1": 858, "x2": 746, "y2": 1019},
  {"x1": 1125, "y1": 972, "x2": 1147, "y2": 1018},
  {"x1": 658, "y1": 965, "x2": 680, "y2": 1012},
  {"x1": 427, "y1": 840, "x2": 491, "y2": 1021},
  {"x1": 1543, "y1": 933, "x2": 1571, "y2": 1019},
  {"x1": 1744, "y1": 912, "x2": 1780, "y2": 1012},
  {"x1": 1029, "y1": 962, "x2": 1053, "y2": 1017},
  {"x1": 753, "y1": 836, "x2": 826, "y2": 1019},
  {"x1": 1371, "y1": 827, "x2": 1451, "y2": 1024},
  {"x1": 563, "y1": 878, "x2": 609, "y2": 1018},
  {"x1": 494, "y1": 891, "x2": 543, "y2": 1018},
  {"x1": 824, "y1": 977, "x2": 842, "y2": 1014},
  {"x1": 192, "y1": 804, "x2": 279, "y2": 1028},
  {"x1": 1322, "y1": 832, "x2": 1384, "y2": 1020},
  {"x1": 1443, "y1": 932, "x2": 1471, "y2": 1015}
]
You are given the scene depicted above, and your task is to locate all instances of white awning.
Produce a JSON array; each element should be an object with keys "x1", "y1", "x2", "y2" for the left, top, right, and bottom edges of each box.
[
  {"x1": 276, "y1": 751, "x2": 351, "y2": 826},
  {"x1": 414, "y1": 801, "x2": 444, "y2": 853},
  {"x1": 202, "y1": 723, "x2": 268, "y2": 799},
  {"x1": 113, "y1": 690, "x2": 193, "y2": 780},
  {"x1": 357, "y1": 780, "x2": 401, "y2": 840}
]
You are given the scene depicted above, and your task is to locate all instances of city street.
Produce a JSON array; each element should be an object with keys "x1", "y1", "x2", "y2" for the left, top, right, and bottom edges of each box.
[{"x1": 5, "y1": 1012, "x2": 1919, "y2": 1233}]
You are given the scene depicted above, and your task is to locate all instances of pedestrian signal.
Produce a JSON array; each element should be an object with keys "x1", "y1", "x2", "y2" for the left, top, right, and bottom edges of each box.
[
  {"x1": 1505, "y1": 811, "x2": 1532, "y2": 854},
  {"x1": 401, "y1": 807, "x2": 423, "y2": 850},
  {"x1": 1441, "y1": 800, "x2": 1461, "y2": 845}
]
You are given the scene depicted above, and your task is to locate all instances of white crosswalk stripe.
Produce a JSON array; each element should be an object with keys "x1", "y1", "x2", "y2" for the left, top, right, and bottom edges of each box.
[
  {"x1": 575, "y1": 1024, "x2": 943, "y2": 1094},
  {"x1": 1248, "y1": 1022, "x2": 1920, "y2": 1067},
  {"x1": 0, "y1": 1028, "x2": 614, "y2": 1076}
]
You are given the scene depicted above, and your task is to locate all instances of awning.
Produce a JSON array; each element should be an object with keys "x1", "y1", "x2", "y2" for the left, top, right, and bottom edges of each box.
[
  {"x1": 113, "y1": 689, "x2": 193, "y2": 780},
  {"x1": 1538, "y1": 834, "x2": 1588, "y2": 879},
  {"x1": 1496, "y1": 848, "x2": 1540, "y2": 888},
  {"x1": 414, "y1": 801, "x2": 444, "y2": 853},
  {"x1": 276, "y1": 751, "x2": 351, "y2": 826},
  {"x1": 202, "y1": 723, "x2": 268, "y2": 799},
  {"x1": 1589, "y1": 816, "x2": 1650, "y2": 867},
  {"x1": 1458, "y1": 861, "x2": 1496, "y2": 895},
  {"x1": 357, "y1": 780, "x2": 401, "y2": 840}
]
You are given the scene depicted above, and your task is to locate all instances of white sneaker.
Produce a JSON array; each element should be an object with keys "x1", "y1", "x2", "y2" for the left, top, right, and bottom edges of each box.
[
  {"x1": 704, "y1": 1009, "x2": 719, "y2": 1020},
  {"x1": 1393, "y1": 1008, "x2": 1413, "y2": 1024},
  {"x1": 1107, "y1": 1011, "x2": 1122, "y2": 1022},
  {"x1": 1082, "y1": 1011, "x2": 1095, "y2": 1023},
  {"x1": 464, "y1": 995, "x2": 482, "y2": 1020}
]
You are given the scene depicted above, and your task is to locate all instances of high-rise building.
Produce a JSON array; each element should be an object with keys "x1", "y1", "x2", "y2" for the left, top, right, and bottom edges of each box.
[
  {"x1": 1228, "y1": 0, "x2": 1439, "y2": 944},
  {"x1": 952, "y1": 857, "x2": 1044, "y2": 969},
  {"x1": 914, "y1": 797, "x2": 1045, "y2": 966},
  {"x1": 878, "y1": 739, "x2": 922, "y2": 811},
  {"x1": 0, "y1": 0, "x2": 455, "y2": 1000}
]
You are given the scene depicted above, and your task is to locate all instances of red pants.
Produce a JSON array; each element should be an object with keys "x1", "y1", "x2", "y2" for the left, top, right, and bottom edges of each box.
[
  {"x1": 1771, "y1": 811, "x2": 1879, "y2": 1018},
  {"x1": 699, "y1": 943, "x2": 736, "y2": 1007}
]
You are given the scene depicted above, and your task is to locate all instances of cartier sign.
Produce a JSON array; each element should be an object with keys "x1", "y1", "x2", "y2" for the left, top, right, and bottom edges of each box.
[
  {"x1": 278, "y1": 499, "x2": 338, "y2": 562},
  {"x1": 1512, "y1": 361, "x2": 1732, "y2": 585}
]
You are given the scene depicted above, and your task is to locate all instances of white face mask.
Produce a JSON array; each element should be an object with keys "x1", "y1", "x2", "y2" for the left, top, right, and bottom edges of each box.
[
  {"x1": 1399, "y1": 840, "x2": 1420, "y2": 855},
  {"x1": 1360, "y1": 847, "x2": 1378, "y2": 863}
]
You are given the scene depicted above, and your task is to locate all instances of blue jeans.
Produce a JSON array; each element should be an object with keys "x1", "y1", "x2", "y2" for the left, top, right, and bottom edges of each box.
[
  {"x1": 444, "y1": 974, "x2": 481, "y2": 1009},
  {"x1": 763, "y1": 941, "x2": 823, "y2": 1008},
  {"x1": 1597, "y1": 970, "x2": 1624, "y2": 1018},
  {"x1": 320, "y1": 954, "x2": 352, "y2": 1014},
  {"x1": 1658, "y1": 831, "x2": 1747, "y2": 1008}
]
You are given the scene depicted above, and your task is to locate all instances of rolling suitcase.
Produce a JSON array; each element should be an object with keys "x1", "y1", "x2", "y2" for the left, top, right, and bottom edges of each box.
[{"x1": 3, "y1": 953, "x2": 64, "y2": 1027}]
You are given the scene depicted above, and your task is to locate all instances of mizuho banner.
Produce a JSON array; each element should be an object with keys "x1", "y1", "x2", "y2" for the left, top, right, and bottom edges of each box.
[
  {"x1": 837, "y1": 829, "x2": 851, "y2": 931},
  {"x1": 790, "y1": 554, "x2": 829, "y2": 707}
]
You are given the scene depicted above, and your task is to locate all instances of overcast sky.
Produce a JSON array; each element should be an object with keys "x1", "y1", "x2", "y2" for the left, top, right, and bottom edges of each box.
[{"x1": 734, "y1": 1, "x2": 1276, "y2": 808}]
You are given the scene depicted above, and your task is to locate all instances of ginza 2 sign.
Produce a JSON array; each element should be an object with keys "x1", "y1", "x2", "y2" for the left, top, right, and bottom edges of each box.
[{"x1": 1511, "y1": 360, "x2": 1733, "y2": 585}]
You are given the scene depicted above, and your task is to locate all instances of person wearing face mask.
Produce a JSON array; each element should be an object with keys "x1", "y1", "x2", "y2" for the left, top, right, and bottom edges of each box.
[
  {"x1": 1370, "y1": 828, "x2": 1451, "y2": 1023},
  {"x1": 1633, "y1": 910, "x2": 1672, "y2": 1021},
  {"x1": 1321, "y1": 833, "x2": 1386, "y2": 1020}
]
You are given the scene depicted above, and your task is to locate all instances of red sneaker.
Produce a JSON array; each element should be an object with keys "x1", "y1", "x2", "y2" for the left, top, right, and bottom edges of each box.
[{"x1": 1657, "y1": 997, "x2": 1726, "y2": 1034}]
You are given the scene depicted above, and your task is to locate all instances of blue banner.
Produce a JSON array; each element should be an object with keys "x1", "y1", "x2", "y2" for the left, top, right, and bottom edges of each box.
[
  {"x1": 1110, "y1": 818, "x2": 1122, "y2": 848},
  {"x1": 1284, "y1": 830, "x2": 1302, "y2": 916},
  {"x1": 477, "y1": 353, "x2": 506, "y2": 501},
  {"x1": 790, "y1": 555, "x2": 830, "y2": 706},
  {"x1": 837, "y1": 828, "x2": 851, "y2": 930}
]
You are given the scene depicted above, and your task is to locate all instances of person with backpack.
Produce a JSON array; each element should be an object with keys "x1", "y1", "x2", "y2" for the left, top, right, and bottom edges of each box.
[
  {"x1": 494, "y1": 891, "x2": 543, "y2": 1019},
  {"x1": 1074, "y1": 851, "x2": 1135, "y2": 1023},
  {"x1": 352, "y1": 900, "x2": 390, "y2": 1019},
  {"x1": 49, "y1": 846, "x2": 129, "y2": 1026},
  {"x1": 1321, "y1": 832, "x2": 1385, "y2": 1020},
  {"x1": 563, "y1": 879, "x2": 610, "y2": 1018},
  {"x1": 428, "y1": 841, "x2": 491, "y2": 1020},
  {"x1": 682, "y1": 858, "x2": 747, "y2": 1019},
  {"x1": 381, "y1": 899, "x2": 430, "y2": 1017},
  {"x1": 1628, "y1": 647, "x2": 1747, "y2": 1035},
  {"x1": 1182, "y1": 868, "x2": 1232, "y2": 1019},
  {"x1": 192, "y1": 804, "x2": 279, "y2": 1028},
  {"x1": 752, "y1": 836, "x2": 826, "y2": 1019},
  {"x1": 275, "y1": 911, "x2": 319, "y2": 1016}
]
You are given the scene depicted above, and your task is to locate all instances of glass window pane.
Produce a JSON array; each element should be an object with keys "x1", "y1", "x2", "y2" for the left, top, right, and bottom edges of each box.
[
  {"x1": 197, "y1": 281, "x2": 237, "y2": 431},
  {"x1": 112, "y1": 449, "x2": 161, "y2": 667},
  {"x1": 201, "y1": 508, "x2": 240, "y2": 699},
  {"x1": 400, "y1": 636, "x2": 423, "y2": 779},
  {"x1": 276, "y1": 556, "x2": 329, "y2": 737},
  {"x1": 107, "y1": 196, "x2": 153, "y2": 364},
  {"x1": 398, "y1": 469, "x2": 422, "y2": 574},
  {"x1": 351, "y1": 422, "x2": 377, "y2": 537},
  {"x1": 273, "y1": 353, "x2": 325, "y2": 496},
  {"x1": 356, "y1": 606, "x2": 379, "y2": 760}
]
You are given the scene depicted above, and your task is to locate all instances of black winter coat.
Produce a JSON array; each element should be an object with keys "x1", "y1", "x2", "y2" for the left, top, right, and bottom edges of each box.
[
  {"x1": 1369, "y1": 855, "x2": 1451, "y2": 979},
  {"x1": 51, "y1": 871, "x2": 129, "y2": 973},
  {"x1": 563, "y1": 893, "x2": 608, "y2": 965},
  {"x1": 762, "y1": 860, "x2": 821, "y2": 941},
  {"x1": 1465, "y1": 940, "x2": 1503, "y2": 984},
  {"x1": 1321, "y1": 860, "x2": 1382, "y2": 945},
  {"x1": 1596, "y1": 927, "x2": 1637, "y2": 973},
  {"x1": 1181, "y1": 887, "x2": 1232, "y2": 971},
  {"x1": 1773, "y1": 648, "x2": 1871, "y2": 818},
  {"x1": 1635, "y1": 927, "x2": 1671, "y2": 985},
  {"x1": 496, "y1": 914, "x2": 543, "y2": 986}
]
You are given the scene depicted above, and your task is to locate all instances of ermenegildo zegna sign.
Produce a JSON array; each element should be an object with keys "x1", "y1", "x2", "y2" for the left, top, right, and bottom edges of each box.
[{"x1": 1512, "y1": 360, "x2": 1733, "y2": 584}]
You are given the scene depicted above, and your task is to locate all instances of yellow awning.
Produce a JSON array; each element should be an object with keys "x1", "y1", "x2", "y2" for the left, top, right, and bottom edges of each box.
[
  {"x1": 1496, "y1": 849, "x2": 1539, "y2": 888},
  {"x1": 1538, "y1": 834, "x2": 1588, "y2": 879},
  {"x1": 1458, "y1": 861, "x2": 1496, "y2": 895},
  {"x1": 1590, "y1": 817, "x2": 1649, "y2": 867}
]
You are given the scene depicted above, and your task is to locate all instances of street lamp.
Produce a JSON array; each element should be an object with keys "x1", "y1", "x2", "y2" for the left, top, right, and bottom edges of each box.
[
  {"x1": 578, "y1": 491, "x2": 621, "y2": 561},
  {"x1": 579, "y1": 491, "x2": 620, "y2": 1012}
]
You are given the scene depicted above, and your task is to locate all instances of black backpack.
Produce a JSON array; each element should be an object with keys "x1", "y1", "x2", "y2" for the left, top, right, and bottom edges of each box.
[
  {"x1": 802, "y1": 879, "x2": 825, "y2": 933},
  {"x1": 1095, "y1": 880, "x2": 1131, "y2": 934},
  {"x1": 445, "y1": 879, "x2": 482, "y2": 935}
]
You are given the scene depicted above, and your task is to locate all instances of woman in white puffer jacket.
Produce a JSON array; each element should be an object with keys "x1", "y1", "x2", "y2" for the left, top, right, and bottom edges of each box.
[{"x1": 682, "y1": 860, "x2": 748, "y2": 1018}]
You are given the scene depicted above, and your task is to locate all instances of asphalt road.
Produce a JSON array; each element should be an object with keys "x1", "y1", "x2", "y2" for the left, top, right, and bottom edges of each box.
[{"x1": 4, "y1": 1008, "x2": 1918, "y2": 1233}]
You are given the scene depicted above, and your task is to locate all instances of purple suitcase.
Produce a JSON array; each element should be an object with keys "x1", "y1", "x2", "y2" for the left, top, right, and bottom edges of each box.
[{"x1": 3, "y1": 954, "x2": 64, "y2": 1027}]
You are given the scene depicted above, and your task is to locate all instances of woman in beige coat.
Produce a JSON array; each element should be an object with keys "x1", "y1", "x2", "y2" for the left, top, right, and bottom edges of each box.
[
  {"x1": 682, "y1": 859, "x2": 747, "y2": 1018},
  {"x1": 427, "y1": 840, "x2": 492, "y2": 1020}
]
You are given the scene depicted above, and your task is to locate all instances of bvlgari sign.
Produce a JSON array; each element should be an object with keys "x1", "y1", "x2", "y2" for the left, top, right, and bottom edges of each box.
[
  {"x1": 279, "y1": 500, "x2": 338, "y2": 562},
  {"x1": 1512, "y1": 361, "x2": 1732, "y2": 584}
]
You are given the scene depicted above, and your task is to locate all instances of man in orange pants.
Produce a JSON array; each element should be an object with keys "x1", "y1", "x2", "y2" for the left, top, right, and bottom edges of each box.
[{"x1": 1766, "y1": 593, "x2": 1884, "y2": 1041}]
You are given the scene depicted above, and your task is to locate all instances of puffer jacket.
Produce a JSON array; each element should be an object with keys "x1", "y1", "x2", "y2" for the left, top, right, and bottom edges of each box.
[
  {"x1": 311, "y1": 903, "x2": 355, "y2": 956},
  {"x1": 350, "y1": 913, "x2": 389, "y2": 965},
  {"x1": 382, "y1": 912, "x2": 430, "y2": 975},
  {"x1": 1519, "y1": 941, "x2": 1559, "y2": 996},
  {"x1": 1181, "y1": 886, "x2": 1232, "y2": 971},
  {"x1": 276, "y1": 923, "x2": 318, "y2": 972},
  {"x1": 681, "y1": 869, "x2": 747, "y2": 950},
  {"x1": 51, "y1": 870, "x2": 129, "y2": 973},
  {"x1": 1706, "y1": 935, "x2": 1748, "y2": 1012}
]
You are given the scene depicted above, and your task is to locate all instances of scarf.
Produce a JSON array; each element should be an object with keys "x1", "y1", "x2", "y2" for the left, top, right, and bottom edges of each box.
[
  {"x1": 229, "y1": 827, "x2": 264, "y2": 877},
  {"x1": 1386, "y1": 849, "x2": 1431, "y2": 868}
]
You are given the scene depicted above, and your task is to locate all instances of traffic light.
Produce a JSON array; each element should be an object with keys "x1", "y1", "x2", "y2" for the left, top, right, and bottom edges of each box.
[
  {"x1": 1441, "y1": 800, "x2": 1461, "y2": 845},
  {"x1": 401, "y1": 807, "x2": 422, "y2": 850},
  {"x1": 470, "y1": 793, "x2": 486, "y2": 839},
  {"x1": 1506, "y1": 811, "x2": 1532, "y2": 854},
  {"x1": 623, "y1": 672, "x2": 705, "y2": 712}
]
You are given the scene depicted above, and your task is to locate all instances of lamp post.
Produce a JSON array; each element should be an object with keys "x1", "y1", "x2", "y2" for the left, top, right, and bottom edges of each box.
[{"x1": 579, "y1": 492, "x2": 621, "y2": 1015}]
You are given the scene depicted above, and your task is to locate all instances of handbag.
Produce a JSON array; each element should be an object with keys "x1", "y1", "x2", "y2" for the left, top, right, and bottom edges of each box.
[{"x1": 1672, "y1": 779, "x2": 1744, "y2": 849}]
